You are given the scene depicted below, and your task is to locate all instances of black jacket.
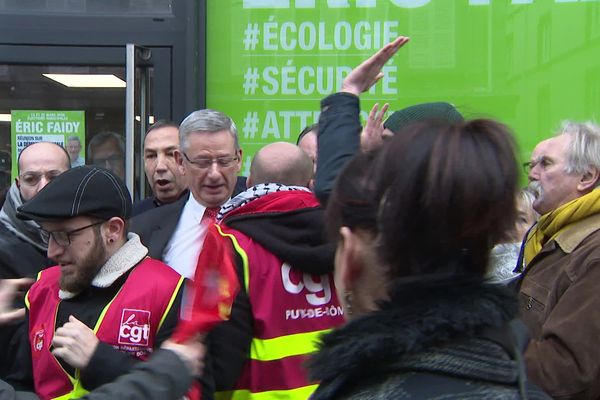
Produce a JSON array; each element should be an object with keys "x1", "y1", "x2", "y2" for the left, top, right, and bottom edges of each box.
[
  {"x1": 0, "y1": 349, "x2": 192, "y2": 400},
  {"x1": 314, "y1": 92, "x2": 361, "y2": 205},
  {"x1": 131, "y1": 177, "x2": 247, "y2": 257},
  {"x1": 0, "y1": 224, "x2": 50, "y2": 279},
  {"x1": 309, "y1": 280, "x2": 550, "y2": 400}
]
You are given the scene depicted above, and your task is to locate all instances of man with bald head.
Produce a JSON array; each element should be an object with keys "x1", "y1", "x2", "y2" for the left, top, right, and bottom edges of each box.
[
  {"x1": 0, "y1": 142, "x2": 70, "y2": 279},
  {"x1": 0, "y1": 142, "x2": 70, "y2": 378},
  {"x1": 207, "y1": 141, "x2": 343, "y2": 399},
  {"x1": 247, "y1": 141, "x2": 313, "y2": 188}
]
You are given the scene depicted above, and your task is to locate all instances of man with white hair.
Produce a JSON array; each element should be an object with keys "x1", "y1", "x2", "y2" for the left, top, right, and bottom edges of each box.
[{"x1": 519, "y1": 121, "x2": 600, "y2": 399}]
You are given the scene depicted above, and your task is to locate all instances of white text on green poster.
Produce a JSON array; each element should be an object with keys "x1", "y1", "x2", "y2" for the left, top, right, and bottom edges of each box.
[{"x1": 11, "y1": 110, "x2": 86, "y2": 177}]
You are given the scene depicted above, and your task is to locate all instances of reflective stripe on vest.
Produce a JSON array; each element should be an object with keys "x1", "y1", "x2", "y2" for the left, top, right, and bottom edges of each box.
[
  {"x1": 216, "y1": 224, "x2": 250, "y2": 293},
  {"x1": 216, "y1": 383, "x2": 319, "y2": 400},
  {"x1": 51, "y1": 373, "x2": 88, "y2": 400},
  {"x1": 250, "y1": 328, "x2": 331, "y2": 361}
]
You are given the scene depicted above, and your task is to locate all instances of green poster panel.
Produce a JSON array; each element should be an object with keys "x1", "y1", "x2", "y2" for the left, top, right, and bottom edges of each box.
[
  {"x1": 11, "y1": 110, "x2": 86, "y2": 178},
  {"x1": 206, "y1": 0, "x2": 600, "y2": 177}
]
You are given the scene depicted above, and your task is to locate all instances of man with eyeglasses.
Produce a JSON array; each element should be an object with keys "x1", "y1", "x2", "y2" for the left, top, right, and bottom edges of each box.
[
  {"x1": 3, "y1": 165, "x2": 186, "y2": 399},
  {"x1": 132, "y1": 109, "x2": 244, "y2": 280},
  {"x1": 517, "y1": 121, "x2": 600, "y2": 399},
  {"x1": 0, "y1": 142, "x2": 71, "y2": 380},
  {"x1": 0, "y1": 142, "x2": 70, "y2": 280}
]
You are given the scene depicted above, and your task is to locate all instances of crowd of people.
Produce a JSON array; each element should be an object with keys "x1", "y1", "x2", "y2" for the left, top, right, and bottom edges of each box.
[{"x1": 0, "y1": 35, "x2": 599, "y2": 400}]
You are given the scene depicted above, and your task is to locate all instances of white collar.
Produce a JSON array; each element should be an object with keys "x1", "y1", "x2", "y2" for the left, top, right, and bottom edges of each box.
[{"x1": 186, "y1": 192, "x2": 207, "y2": 218}]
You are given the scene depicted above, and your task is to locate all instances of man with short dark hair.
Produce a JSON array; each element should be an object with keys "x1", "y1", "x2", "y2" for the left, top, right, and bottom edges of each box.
[
  {"x1": 296, "y1": 124, "x2": 318, "y2": 166},
  {"x1": 4, "y1": 166, "x2": 184, "y2": 399},
  {"x1": 519, "y1": 121, "x2": 600, "y2": 399},
  {"x1": 132, "y1": 121, "x2": 188, "y2": 216}
]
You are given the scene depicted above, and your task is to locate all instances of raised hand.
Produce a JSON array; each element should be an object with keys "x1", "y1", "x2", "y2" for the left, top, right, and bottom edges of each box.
[
  {"x1": 341, "y1": 36, "x2": 410, "y2": 96},
  {"x1": 360, "y1": 103, "x2": 390, "y2": 153}
]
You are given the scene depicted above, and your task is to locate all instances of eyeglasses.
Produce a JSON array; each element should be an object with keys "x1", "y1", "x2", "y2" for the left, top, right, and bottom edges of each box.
[
  {"x1": 183, "y1": 153, "x2": 239, "y2": 169},
  {"x1": 42, "y1": 220, "x2": 105, "y2": 247},
  {"x1": 92, "y1": 155, "x2": 123, "y2": 167},
  {"x1": 19, "y1": 170, "x2": 63, "y2": 186},
  {"x1": 523, "y1": 156, "x2": 553, "y2": 174}
]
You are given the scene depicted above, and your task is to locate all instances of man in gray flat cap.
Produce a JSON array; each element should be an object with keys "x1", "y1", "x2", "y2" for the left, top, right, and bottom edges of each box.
[{"x1": 4, "y1": 166, "x2": 186, "y2": 400}]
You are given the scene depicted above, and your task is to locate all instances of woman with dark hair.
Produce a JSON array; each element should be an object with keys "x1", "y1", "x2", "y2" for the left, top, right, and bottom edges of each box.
[{"x1": 309, "y1": 120, "x2": 550, "y2": 399}]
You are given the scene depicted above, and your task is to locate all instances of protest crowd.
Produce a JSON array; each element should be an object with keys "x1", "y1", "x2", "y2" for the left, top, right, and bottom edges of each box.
[{"x1": 1, "y1": 35, "x2": 600, "y2": 400}]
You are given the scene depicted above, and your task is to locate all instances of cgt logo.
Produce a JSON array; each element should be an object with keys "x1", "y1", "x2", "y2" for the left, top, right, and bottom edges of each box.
[
  {"x1": 281, "y1": 263, "x2": 332, "y2": 306},
  {"x1": 118, "y1": 309, "x2": 151, "y2": 346},
  {"x1": 32, "y1": 329, "x2": 44, "y2": 352}
]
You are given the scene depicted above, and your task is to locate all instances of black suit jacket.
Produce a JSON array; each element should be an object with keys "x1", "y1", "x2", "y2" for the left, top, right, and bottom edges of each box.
[
  {"x1": 130, "y1": 194, "x2": 188, "y2": 260},
  {"x1": 130, "y1": 176, "x2": 247, "y2": 259}
]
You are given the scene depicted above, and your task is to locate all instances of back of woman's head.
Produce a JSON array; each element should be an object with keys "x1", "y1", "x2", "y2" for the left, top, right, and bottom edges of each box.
[{"x1": 374, "y1": 119, "x2": 519, "y2": 279}]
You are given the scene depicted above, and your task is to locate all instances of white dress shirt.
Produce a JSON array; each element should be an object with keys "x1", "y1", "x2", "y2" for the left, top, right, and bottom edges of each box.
[{"x1": 163, "y1": 193, "x2": 212, "y2": 279}]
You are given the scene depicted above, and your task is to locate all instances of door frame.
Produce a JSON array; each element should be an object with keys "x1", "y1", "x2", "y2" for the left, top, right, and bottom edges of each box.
[{"x1": 0, "y1": 44, "x2": 172, "y2": 200}]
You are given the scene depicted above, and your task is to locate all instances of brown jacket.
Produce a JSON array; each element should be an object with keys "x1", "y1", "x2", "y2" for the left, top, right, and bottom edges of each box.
[{"x1": 519, "y1": 212, "x2": 600, "y2": 399}]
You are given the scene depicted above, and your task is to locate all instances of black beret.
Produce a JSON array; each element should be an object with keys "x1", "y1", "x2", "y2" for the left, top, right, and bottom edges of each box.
[
  {"x1": 383, "y1": 102, "x2": 464, "y2": 135},
  {"x1": 17, "y1": 166, "x2": 131, "y2": 221}
]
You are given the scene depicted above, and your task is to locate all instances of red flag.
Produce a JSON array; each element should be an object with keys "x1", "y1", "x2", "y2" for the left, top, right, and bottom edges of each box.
[{"x1": 171, "y1": 223, "x2": 240, "y2": 342}]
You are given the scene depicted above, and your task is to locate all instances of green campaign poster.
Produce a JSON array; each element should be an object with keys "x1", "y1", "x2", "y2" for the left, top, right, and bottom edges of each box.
[
  {"x1": 206, "y1": 0, "x2": 600, "y2": 178},
  {"x1": 11, "y1": 110, "x2": 86, "y2": 178}
]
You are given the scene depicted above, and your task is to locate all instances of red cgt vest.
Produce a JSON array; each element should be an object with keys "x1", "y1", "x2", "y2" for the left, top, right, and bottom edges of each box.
[
  {"x1": 26, "y1": 258, "x2": 184, "y2": 400},
  {"x1": 216, "y1": 223, "x2": 345, "y2": 400}
]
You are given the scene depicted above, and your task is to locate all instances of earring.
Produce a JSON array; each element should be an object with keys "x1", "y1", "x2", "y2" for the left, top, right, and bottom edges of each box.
[
  {"x1": 344, "y1": 290, "x2": 354, "y2": 316},
  {"x1": 108, "y1": 238, "x2": 114, "y2": 243}
]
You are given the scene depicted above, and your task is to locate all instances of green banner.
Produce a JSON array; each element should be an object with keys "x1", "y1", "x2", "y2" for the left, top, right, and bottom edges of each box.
[
  {"x1": 11, "y1": 110, "x2": 86, "y2": 178},
  {"x1": 207, "y1": 1, "x2": 600, "y2": 176}
]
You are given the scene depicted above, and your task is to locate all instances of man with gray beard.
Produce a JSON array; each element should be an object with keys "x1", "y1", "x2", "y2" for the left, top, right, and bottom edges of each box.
[
  {"x1": 4, "y1": 166, "x2": 185, "y2": 400},
  {"x1": 518, "y1": 121, "x2": 600, "y2": 399}
]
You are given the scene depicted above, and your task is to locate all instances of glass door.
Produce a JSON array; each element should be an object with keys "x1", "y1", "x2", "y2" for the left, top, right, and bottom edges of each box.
[{"x1": 0, "y1": 44, "x2": 171, "y2": 201}]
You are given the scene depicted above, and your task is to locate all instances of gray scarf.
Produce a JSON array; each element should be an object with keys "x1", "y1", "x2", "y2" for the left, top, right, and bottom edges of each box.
[{"x1": 0, "y1": 182, "x2": 47, "y2": 252}]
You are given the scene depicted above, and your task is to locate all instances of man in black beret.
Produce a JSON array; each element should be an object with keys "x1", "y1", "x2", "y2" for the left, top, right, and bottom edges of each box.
[{"x1": 4, "y1": 166, "x2": 187, "y2": 400}]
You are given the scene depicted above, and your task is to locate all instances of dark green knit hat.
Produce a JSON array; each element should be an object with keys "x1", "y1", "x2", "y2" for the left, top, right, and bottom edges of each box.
[{"x1": 383, "y1": 102, "x2": 464, "y2": 134}]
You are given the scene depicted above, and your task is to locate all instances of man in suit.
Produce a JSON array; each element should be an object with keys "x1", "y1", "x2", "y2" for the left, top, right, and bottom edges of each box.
[{"x1": 131, "y1": 109, "x2": 243, "y2": 279}]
